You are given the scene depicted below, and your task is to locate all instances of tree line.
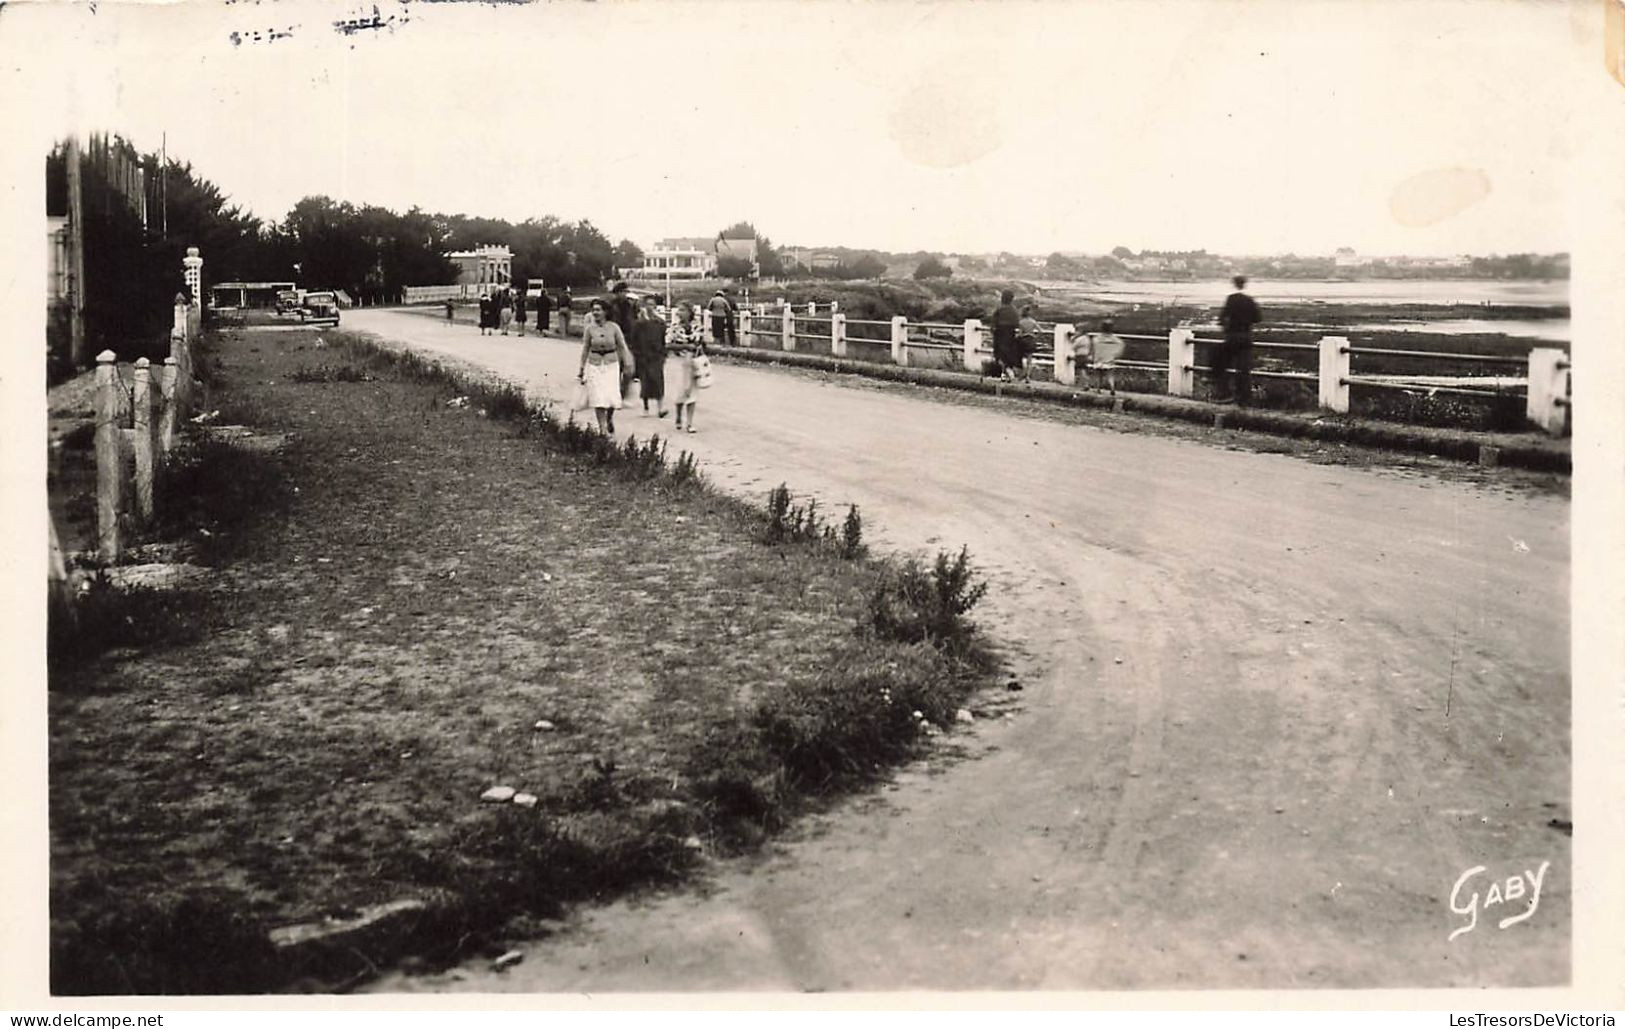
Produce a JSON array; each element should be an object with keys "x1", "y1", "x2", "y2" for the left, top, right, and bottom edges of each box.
[{"x1": 47, "y1": 134, "x2": 651, "y2": 373}]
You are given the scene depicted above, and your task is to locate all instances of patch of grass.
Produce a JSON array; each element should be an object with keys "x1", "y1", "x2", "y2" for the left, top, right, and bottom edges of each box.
[
  {"x1": 48, "y1": 575, "x2": 218, "y2": 688},
  {"x1": 289, "y1": 363, "x2": 373, "y2": 384},
  {"x1": 48, "y1": 327, "x2": 1000, "y2": 994},
  {"x1": 151, "y1": 434, "x2": 290, "y2": 564}
]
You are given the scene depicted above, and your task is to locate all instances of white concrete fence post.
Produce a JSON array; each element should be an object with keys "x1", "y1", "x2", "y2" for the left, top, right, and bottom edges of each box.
[
  {"x1": 1318, "y1": 335, "x2": 1351, "y2": 413},
  {"x1": 95, "y1": 350, "x2": 123, "y2": 562},
  {"x1": 160, "y1": 357, "x2": 180, "y2": 452},
  {"x1": 1525, "y1": 347, "x2": 1571, "y2": 436},
  {"x1": 963, "y1": 319, "x2": 983, "y2": 373},
  {"x1": 132, "y1": 358, "x2": 157, "y2": 524},
  {"x1": 1170, "y1": 326, "x2": 1196, "y2": 395},
  {"x1": 1054, "y1": 324, "x2": 1077, "y2": 386},
  {"x1": 1167, "y1": 328, "x2": 1195, "y2": 397},
  {"x1": 739, "y1": 308, "x2": 753, "y2": 346},
  {"x1": 782, "y1": 304, "x2": 796, "y2": 352},
  {"x1": 831, "y1": 313, "x2": 847, "y2": 357},
  {"x1": 806, "y1": 301, "x2": 816, "y2": 317},
  {"x1": 891, "y1": 316, "x2": 909, "y2": 367}
]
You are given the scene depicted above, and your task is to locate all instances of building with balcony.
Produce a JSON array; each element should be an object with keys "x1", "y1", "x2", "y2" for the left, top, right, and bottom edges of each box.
[
  {"x1": 634, "y1": 238, "x2": 718, "y2": 280},
  {"x1": 447, "y1": 244, "x2": 513, "y2": 289}
]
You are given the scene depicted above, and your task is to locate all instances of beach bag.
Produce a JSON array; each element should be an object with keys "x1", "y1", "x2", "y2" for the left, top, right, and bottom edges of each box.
[
  {"x1": 570, "y1": 380, "x2": 591, "y2": 412},
  {"x1": 692, "y1": 354, "x2": 714, "y2": 389}
]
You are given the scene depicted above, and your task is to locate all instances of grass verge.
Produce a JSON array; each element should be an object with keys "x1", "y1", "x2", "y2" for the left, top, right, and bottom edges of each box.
[{"x1": 48, "y1": 327, "x2": 999, "y2": 994}]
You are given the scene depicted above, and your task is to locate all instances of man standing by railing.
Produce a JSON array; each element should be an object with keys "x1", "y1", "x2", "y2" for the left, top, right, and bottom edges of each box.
[{"x1": 1212, "y1": 275, "x2": 1262, "y2": 406}]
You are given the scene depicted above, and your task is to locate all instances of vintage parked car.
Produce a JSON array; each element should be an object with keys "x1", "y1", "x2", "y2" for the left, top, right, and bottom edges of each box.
[
  {"x1": 298, "y1": 291, "x2": 340, "y2": 325},
  {"x1": 275, "y1": 289, "x2": 302, "y2": 315}
]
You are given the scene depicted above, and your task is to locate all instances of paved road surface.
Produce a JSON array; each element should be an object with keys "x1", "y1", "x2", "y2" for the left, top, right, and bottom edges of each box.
[{"x1": 338, "y1": 310, "x2": 1570, "y2": 992}]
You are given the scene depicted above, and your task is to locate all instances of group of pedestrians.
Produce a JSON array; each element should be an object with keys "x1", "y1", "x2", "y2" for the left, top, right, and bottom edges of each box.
[
  {"x1": 576, "y1": 284, "x2": 709, "y2": 437},
  {"x1": 458, "y1": 286, "x2": 575, "y2": 338},
  {"x1": 988, "y1": 276, "x2": 1262, "y2": 405}
]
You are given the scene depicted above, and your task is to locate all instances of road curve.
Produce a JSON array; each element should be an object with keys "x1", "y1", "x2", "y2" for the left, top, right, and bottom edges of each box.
[{"x1": 340, "y1": 309, "x2": 1570, "y2": 992}]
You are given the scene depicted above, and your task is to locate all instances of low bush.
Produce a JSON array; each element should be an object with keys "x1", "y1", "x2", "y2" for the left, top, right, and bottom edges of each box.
[
  {"x1": 868, "y1": 546, "x2": 990, "y2": 661},
  {"x1": 689, "y1": 642, "x2": 969, "y2": 840}
]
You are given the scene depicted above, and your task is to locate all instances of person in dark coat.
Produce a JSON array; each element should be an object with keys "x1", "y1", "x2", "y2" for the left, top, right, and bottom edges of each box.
[
  {"x1": 991, "y1": 289, "x2": 1022, "y2": 380},
  {"x1": 533, "y1": 288, "x2": 552, "y2": 336},
  {"x1": 559, "y1": 289, "x2": 574, "y2": 336},
  {"x1": 1212, "y1": 275, "x2": 1263, "y2": 405},
  {"x1": 477, "y1": 292, "x2": 494, "y2": 335},
  {"x1": 630, "y1": 294, "x2": 668, "y2": 416},
  {"x1": 706, "y1": 290, "x2": 733, "y2": 346},
  {"x1": 608, "y1": 282, "x2": 638, "y2": 397},
  {"x1": 515, "y1": 289, "x2": 528, "y2": 336}
]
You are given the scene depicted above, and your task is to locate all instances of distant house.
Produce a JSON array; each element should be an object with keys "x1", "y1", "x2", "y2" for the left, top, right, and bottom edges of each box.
[
  {"x1": 1333, "y1": 247, "x2": 1365, "y2": 269},
  {"x1": 636, "y1": 238, "x2": 718, "y2": 279},
  {"x1": 809, "y1": 252, "x2": 842, "y2": 271},
  {"x1": 447, "y1": 244, "x2": 513, "y2": 289}
]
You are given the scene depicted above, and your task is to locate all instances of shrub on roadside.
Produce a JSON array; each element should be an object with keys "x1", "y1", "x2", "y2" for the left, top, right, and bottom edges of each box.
[
  {"x1": 868, "y1": 545, "x2": 990, "y2": 661},
  {"x1": 689, "y1": 642, "x2": 968, "y2": 839}
]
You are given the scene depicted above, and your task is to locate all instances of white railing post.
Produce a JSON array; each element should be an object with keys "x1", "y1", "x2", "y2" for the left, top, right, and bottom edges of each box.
[
  {"x1": 891, "y1": 316, "x2": 908, "y2": 366},
  {"x1": 782, "y1": 304, "x2": 795, "y2": 351},
  {"x1": 963, "y1": 319, "x2": 983, "y2": 373},
  {"x1": 1054, "y1": 324, "x2": 1077, "y2": 386},
  {"x1": 806, "y1": 301, "x2": 816, "y2": 317},
  {"x1": 1526, "y1": 347, "x2": 1571, "y2": 436},
  {"x1": 739, "y1": 307, "x2": 753, "y2": 346},
  {"x1": 160, "y1": 357, "x2": 180, "y2": 452},
  {"x1": 1318, "y1": 335, "x2": 1350, "y2": 413},
  {"x1": 95, "y1": 350, "x2": 123, "y2": 562},
  {"x1": 133, "y1": 358, "x2": 156, "y2": 524},
  {"x1": 1167, "y1": 328, "x2": 1195, "y2": 397},
  {"x1": 831, "y1": 313, "x2": 847, "y2": 357}
]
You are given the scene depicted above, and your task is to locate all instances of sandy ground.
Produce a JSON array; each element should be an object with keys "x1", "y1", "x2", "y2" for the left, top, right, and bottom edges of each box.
[{"x1": 340, "y1": 310, "x2": 1570, "y2": 992}]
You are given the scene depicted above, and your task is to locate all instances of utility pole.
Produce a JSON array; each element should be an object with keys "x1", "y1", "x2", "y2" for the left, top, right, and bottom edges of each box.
[{"x1": 66, "y1": 135, "x2": 87, "y2": 367}]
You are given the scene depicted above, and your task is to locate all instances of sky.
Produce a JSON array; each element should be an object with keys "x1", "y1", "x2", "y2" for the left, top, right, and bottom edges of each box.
[{"x1": 2, "y1": 0, "x2": 1608, "y2": 257}]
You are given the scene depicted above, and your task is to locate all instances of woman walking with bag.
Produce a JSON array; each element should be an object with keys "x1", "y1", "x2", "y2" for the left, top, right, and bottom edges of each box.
[
  {"x1": 577, "y1": 298, "x2": 634, "y2": 436},
  {"x1": 665, "y1": 301, "x2": 706, "y2": 433}
]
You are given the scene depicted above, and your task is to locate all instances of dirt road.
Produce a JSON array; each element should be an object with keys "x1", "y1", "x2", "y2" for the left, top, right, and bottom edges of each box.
[{"x1": 343, "y1": 309, "x2": 1570, "y2": 991}]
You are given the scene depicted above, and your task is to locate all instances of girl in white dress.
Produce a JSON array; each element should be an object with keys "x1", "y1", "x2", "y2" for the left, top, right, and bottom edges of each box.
[
  {"x1": 664, "y1": 302, "x2": 706, "y2": 433},
  {"x1": 577, "y1": 299, "x2": 633, "y2": 435}
]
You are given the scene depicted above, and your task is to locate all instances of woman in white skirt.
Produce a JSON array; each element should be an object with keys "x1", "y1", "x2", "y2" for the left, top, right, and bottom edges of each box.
[
  {"x1": 664, "y1": 302, "x2": 706, "y2": 433},
  {"x1": 577, "y1": 299, "x2": 634, "y2": 435}
]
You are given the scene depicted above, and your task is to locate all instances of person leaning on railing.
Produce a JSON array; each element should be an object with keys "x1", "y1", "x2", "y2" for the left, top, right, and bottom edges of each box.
[
  {"x1": 991, "y1": 289, "x2": 1022, "y2": 381},
  {"x1": 1212, "y1": 275, "x2": 1263, "y2": 406}
]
